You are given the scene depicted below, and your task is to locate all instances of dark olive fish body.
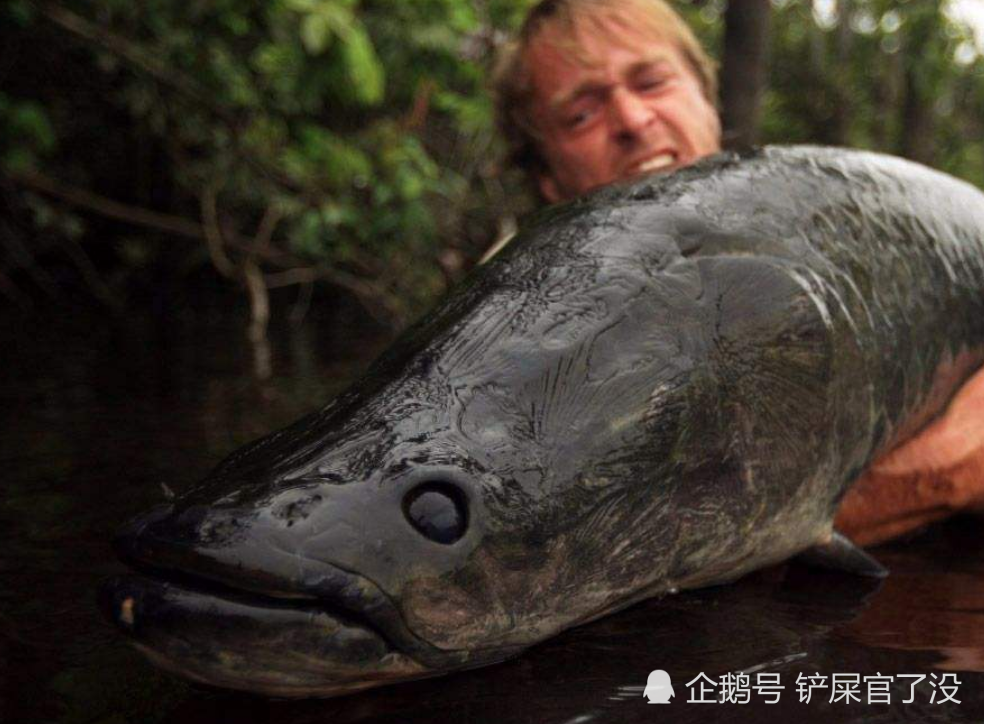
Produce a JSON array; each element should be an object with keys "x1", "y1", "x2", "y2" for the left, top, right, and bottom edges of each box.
[{"x1": 103, "y1": 147, "x2": 984, "y2": 696}]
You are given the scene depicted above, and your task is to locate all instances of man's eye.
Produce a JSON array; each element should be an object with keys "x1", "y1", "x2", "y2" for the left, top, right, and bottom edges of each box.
[
  {"x1": 563, "y1": 101, "x2": 599, "y2": 129},
  {"x1": 566, "y1": 112, "x2": 589, "y2": 127},
  {"x1": 637, "y1": 76, "x2": 668, "y2": 92}
]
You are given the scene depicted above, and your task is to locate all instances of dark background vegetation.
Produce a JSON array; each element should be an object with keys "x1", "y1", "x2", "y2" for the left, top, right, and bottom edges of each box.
[{"x1": 2, "y1": 0, "x2": 982, "y2": 356}]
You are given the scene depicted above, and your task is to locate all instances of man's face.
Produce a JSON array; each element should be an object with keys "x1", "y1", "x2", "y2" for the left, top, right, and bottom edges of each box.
[{"x1": 526, "y1": 21, "x2": 722, "y2": 202}]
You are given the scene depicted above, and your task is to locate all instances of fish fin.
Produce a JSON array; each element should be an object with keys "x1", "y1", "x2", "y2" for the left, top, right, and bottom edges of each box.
[{"x1": 795, "y1": 531, "x2": 888, "y2": 578}]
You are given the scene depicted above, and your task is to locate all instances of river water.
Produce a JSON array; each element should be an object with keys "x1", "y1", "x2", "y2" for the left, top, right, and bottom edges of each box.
[{"x1": 2, "y1": 305, "x2": 983, "y2": 724}]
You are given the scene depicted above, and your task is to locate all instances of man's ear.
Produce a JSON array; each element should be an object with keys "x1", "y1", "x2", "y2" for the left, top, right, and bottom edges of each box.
[{"x1": 538, "y1": 172, "x2": 563, "y2": 204}]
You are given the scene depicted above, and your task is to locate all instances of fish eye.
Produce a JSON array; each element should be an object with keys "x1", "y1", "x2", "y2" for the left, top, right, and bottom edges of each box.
[{"x1": 402, "y1": 482, "x2": 468, "y2": 544}]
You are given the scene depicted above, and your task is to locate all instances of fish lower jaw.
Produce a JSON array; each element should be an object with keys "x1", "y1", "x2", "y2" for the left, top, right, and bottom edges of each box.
[
  {"x1": 101, "y1": 569, "x2": 525, "y2": 697},
  {"x1": 132, "y1": 643, "x2": 426, "y2": 699},
  {"x1": 100, "y1": 572, "x2": 434, "y2": 697}
]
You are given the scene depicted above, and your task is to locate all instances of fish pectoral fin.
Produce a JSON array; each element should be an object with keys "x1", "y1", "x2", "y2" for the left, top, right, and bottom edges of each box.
[{"x1": 795, "y1": 531, "x2": 889, "y2": 578}]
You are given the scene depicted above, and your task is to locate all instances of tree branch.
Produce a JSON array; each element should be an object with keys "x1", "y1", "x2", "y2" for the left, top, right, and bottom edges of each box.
[
  {"x1": 243, "y1": 259, "x2": 272, "y2": 379},
  {"x1": 264, "y1": 266, "x2": 403, "y2": 327},
  {"x1": 13, "y1": 170, "x2": 204, "y2": 240},
  {"x1": 15, "y1": 169, "x2": 289, "y2": 266},
  {"x1": 252, "y1": 203, "x2": 282, "y2": 257},
  {"x1": 11, "y1": 169, "x2": 404, "y2": 326},
  {"x1": 200, "y1": 182, "x2": 239, "y2": 279}
]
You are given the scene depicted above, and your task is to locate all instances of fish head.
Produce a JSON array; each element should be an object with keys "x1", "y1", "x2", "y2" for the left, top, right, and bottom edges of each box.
[
  {"x1": 101, "y1": 358, "x2": 524, "y2": 695},
  {"x1": 102, "y1": 345, "x2": 688, "y2": 692}
]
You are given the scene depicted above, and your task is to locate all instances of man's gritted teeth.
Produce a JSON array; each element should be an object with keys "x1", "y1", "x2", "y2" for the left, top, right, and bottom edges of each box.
[{"x1": 623, "y1": 151, "x2": 678, "y2": 179}]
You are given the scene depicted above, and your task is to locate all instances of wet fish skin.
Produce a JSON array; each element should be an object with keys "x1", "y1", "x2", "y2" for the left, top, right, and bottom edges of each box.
[{"x1": 102, "y1": 146, "x2": 984, "y2": 697}]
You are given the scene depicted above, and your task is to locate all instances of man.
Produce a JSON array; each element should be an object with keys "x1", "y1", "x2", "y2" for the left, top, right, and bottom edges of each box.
[
  {"x1": 493, "y1": 0, "x2": 984, "y2": 544},
  {"x1": 494, "y1": 0, "x2": 720, "y2": 203}
]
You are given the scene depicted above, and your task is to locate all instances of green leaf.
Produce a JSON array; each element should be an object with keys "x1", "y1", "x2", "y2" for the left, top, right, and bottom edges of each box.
[
  {"x1": 282, "y1": 124, "x2": 374, "y2": 189},
  {"x1": 340, "y1": 24, "x2": 385, "y2": 105},
  {"x1": 2, "y1": 98, "x2": 57, "y2": 156},
  {"x1": 284, "y1": 0, "x2": 317, "y2": 12},
  {"x1": 321, "y1": 2, "x2": 355, "y2": 34},
  {"x1": 301, "y1": 13, "x2": 333, "y2": 54},
  {"x1": 5, "y1": 0, "x2": 34, "y2": 25},
  {"x1": 3, "y1": 147, "x2": 35, "y2": 173},
  {"x1": 434, "y1": 90, "x2": 493, "y2": 135}
]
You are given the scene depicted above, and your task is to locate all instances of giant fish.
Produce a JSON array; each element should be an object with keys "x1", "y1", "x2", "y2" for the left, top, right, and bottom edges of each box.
[{"x1": 101, "y1": 146, "x2": 984, "y2": 697}]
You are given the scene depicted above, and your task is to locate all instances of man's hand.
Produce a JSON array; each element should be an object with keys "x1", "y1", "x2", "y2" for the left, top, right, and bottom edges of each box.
[{"x1": 836, "y1": 365, "x2": 984, "y2": 546}]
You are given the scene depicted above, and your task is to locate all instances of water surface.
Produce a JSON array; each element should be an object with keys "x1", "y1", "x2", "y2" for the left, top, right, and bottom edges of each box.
[{"x1": 2, "y1": 307, "x2": 983, "y2": 724}]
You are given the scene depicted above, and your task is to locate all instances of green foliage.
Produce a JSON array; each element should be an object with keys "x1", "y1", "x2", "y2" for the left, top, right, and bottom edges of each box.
[
  {"x1": 0, "y1": 94, "x2": 57, "y2": 172},
  {"x1": 2, "y1": 0, "x2": 981, "y2": 320},
  {"x1": 763, "y1": 0, "x2": 983, "y2": 183},
  {"x1": 2, "y1": 0, "x2": 537, "y2": 319}
]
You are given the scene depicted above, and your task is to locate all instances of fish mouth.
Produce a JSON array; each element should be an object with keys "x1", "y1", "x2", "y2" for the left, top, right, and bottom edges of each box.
[
  {"x1": 100, "y1": 504, "x2": 504, "y2": 697},
  {"x1": 99, "y1": 572, "x2": 428, "y2": 697}
]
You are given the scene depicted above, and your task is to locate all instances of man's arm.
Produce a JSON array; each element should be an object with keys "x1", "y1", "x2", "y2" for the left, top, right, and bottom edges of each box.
[{"x1": 835, "y1": 365, "x2": 984, "y2": 546}]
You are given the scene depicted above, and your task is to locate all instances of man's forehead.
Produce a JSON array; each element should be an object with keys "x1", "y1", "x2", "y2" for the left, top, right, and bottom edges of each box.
[{"x1": 529, "y1": 13, "x2": 680, "y2": 71}]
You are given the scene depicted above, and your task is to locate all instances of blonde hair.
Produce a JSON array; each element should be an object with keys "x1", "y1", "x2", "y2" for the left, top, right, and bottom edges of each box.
[{"x1": 492, "y1": 0, "x2": 718, "y2": 178}]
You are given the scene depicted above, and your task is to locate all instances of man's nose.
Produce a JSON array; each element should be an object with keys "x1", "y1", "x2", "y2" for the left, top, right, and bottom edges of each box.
[{"x1": 609, "y1": 88, "x2": 655, "y2": 139}]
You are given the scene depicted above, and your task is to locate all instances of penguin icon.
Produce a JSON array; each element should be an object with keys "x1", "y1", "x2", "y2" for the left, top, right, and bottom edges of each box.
[{"x1": 644, "y1": 669, "x2": 675, "y2": 704}]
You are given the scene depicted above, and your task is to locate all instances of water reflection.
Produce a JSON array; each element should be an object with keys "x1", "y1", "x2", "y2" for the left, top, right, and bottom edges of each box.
[
  {"x1": 842, "y1": 521, "x2": 984, "y2": 673},
  {"x1": 2, "y1": 307, "x2": 983, "y2": 724}
]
